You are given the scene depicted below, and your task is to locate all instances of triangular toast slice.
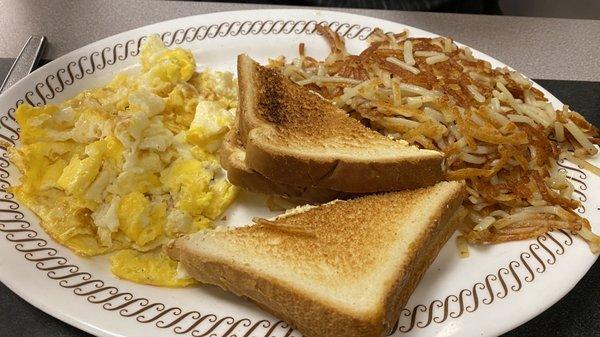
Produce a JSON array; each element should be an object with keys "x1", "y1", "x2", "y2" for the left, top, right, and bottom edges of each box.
[
  {"x1": 167, "y1": 181, "x2": 465, "y2": 337},
  {"x1": 236, "y1": 54, "x2": 444, "y2": 193}
]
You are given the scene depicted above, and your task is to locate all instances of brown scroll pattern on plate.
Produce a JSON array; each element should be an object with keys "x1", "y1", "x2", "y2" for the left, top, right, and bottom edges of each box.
[{"x1": 0, "y1": 19, "x2": 592, "y2": 337}]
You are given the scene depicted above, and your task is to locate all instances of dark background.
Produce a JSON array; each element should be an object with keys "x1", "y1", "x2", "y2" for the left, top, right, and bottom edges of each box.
[{"x1": 177, "y1": 0, "x2": 600, "y2": 19}]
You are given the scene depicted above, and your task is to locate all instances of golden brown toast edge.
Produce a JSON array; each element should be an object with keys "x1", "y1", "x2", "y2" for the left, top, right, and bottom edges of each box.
[
  {"x1": 246, "y1": 140, "x2": 445, "y2": 193},
  {"x1": 381, "y1": 182, "x2": 466, "y2": 334},
  {"x1": 219, "y1": 124, "x2": 351, "y2": 203}
]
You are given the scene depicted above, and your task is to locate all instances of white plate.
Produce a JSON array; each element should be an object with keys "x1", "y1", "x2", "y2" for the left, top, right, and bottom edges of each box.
[{"x1": 0, "y1": 9, "x2": 598, "y2": 337}]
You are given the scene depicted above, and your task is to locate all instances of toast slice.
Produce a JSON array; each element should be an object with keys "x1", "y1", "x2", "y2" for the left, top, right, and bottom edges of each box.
[
  {"x1": 236, "y1": 54, "x2": 444, "y2": 193},
  {"x1": 167, "y1": 181, "x2": 466, "y2": 337},
  {"x1": 220, "y1": 121, "x2": 352, "y2": 203}
]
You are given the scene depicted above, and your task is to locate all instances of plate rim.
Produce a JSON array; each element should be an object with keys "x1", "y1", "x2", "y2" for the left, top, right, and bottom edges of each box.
[{"x1": 0, "y1": 8, "x2": 597, "y2": 337}]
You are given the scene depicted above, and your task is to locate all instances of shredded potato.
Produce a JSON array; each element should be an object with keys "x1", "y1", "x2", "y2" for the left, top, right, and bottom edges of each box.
[{"x1": 279, "y1": 26, "x2": 600, "y2": 252}]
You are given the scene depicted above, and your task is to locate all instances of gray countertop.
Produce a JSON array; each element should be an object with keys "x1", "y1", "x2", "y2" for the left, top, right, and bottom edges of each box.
[{"x1": 1, "y1": 0, "x2": 600, "y2": 81}]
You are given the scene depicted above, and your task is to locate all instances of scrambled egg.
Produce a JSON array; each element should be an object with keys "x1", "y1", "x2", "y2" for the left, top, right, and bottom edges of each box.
[{"x1": 9, "y1": 35, "x2": 238, "y2": 287}]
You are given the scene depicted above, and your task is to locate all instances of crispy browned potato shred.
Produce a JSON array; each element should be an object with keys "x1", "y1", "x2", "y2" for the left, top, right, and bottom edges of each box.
[{"x1": 275, "y1": 25, "x2": 600, "y2": 254}]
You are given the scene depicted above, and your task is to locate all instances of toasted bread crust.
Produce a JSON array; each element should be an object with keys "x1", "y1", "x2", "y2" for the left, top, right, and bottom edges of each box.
[
  {"x1": 179, "y1": 253, "x2": 382, "y2": 337},
  {"x1": 246, "y1": 135, "x2": 444, "y2": 193},
  {"x1": 167, "y1": 182, "x2": 466, "y2": 337},
  {"x1": 236, "y1": 54, "x2": 444, "y2": 193},
  {"x1": 220, "y1": 120, "x2": 354, "y2": 203},
  {"x1": 381, "y1": 184, "x2": 466, "y2": 334}
]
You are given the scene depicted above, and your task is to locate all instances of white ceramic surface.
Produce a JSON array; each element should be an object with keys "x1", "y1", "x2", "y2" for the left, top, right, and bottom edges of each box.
[{"x1": 0, "y1": 9, "x2": 597, "y2": 337}]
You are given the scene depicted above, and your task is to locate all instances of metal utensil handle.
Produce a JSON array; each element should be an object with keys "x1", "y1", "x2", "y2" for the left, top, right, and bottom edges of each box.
[{"x1": 0, "y1": 35, "x2": 47, "y2": 94}]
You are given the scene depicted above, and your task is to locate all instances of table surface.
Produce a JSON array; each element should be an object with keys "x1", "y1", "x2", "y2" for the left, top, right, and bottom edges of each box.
[
  {"x1": 1, "y1": 0, "x2": 600, "y2": 82},
  {"x1": 0, "y1": 1, "x2": 598, "y2": 337}
]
